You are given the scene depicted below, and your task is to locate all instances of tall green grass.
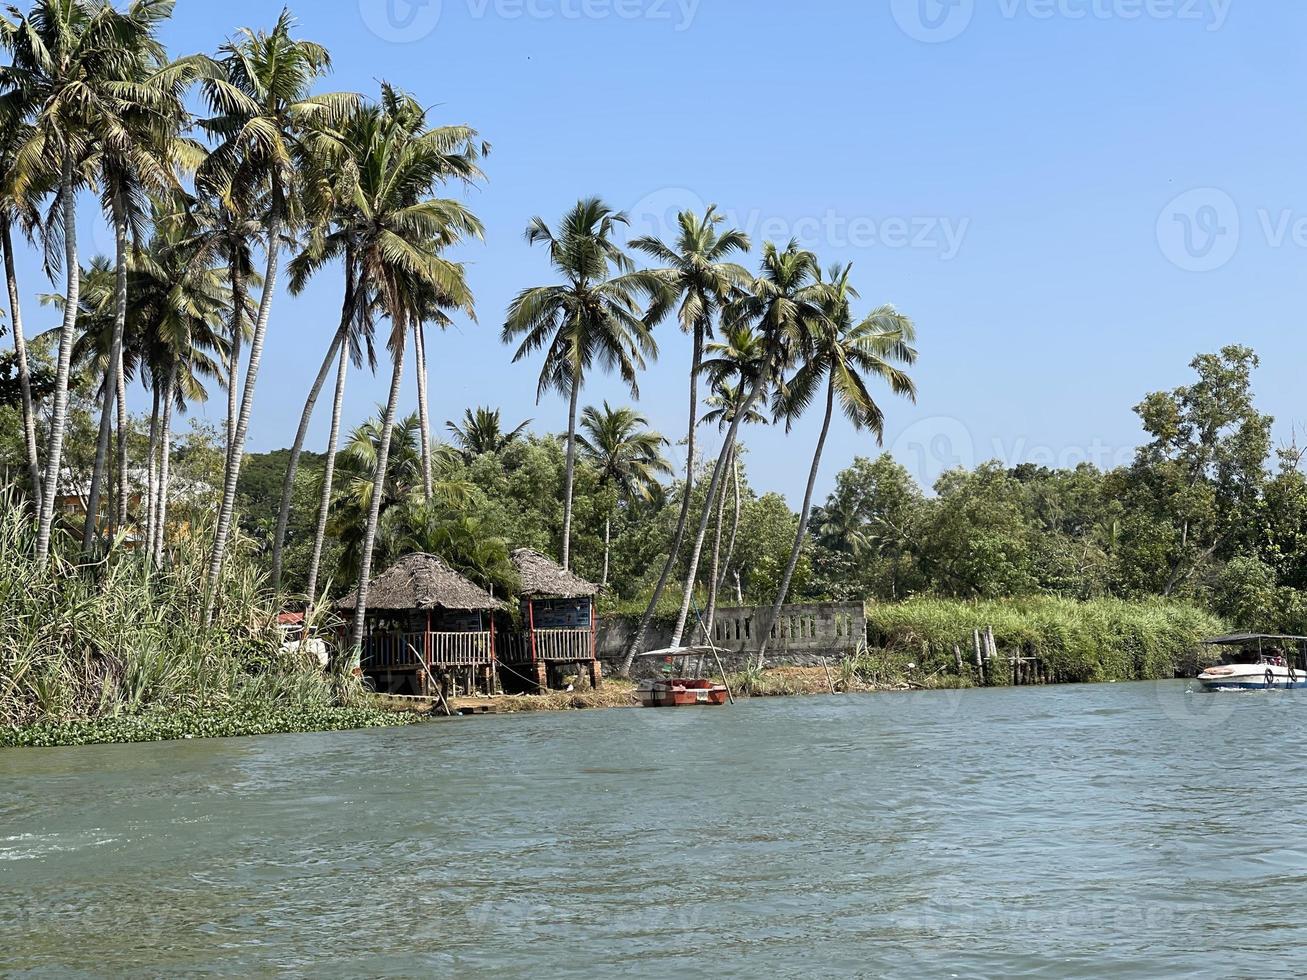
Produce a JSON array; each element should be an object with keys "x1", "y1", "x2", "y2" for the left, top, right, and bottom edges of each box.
[
  {"x1": 0, "y1": 498, "x2": 367, "y2": 731},
  {"x1": 867, "y1": 596, "x2": 1224, "y2": 684}
]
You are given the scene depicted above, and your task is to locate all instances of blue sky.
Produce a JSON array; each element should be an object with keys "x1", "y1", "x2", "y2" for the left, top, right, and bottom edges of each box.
[{"x1": 11, "y1": 0, "x2": 1307, "y2": 502}]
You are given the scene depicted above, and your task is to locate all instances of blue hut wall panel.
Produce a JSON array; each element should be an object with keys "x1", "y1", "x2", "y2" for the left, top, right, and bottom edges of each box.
[{"x1": 529, "y1": 598, "x2": 592, "y2": 630}]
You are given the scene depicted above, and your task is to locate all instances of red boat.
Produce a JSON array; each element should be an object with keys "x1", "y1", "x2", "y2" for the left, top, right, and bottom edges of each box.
[{"x1": 636, "y1": 677, "x2": 730, "y2": 708}]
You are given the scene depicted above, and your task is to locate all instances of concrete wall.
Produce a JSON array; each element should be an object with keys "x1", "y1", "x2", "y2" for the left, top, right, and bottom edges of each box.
[{"x1": 596, "y1": 601, "x2": 867, "y2": 672}]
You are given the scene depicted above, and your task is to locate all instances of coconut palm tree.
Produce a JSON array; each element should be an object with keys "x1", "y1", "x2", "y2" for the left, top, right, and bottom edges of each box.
[
  {"x1": 623, "y1": 205, "x2": 750, "y2": 658},
  {"x1": 699, "y1": 328, "x2": 770, "y2": 634},
  {"x1": 1, "y1": 0, "x2": 152, "y2": 559},
  {"x1": 329, "y1": 410, "x2": 471, "y2": 582},
  {"x1": 270, "y1": 84, "x2": 484, "y2": 592},
  {"x1": 0, "y1": 112, "x2": 45, "y2": 503},
  {"x1": 196, "y1": 10, "x2": 353, "y2": 605},
  {"x1": 575, "y1": 401, "x2": 672, "y2": 591},
  {"x1": 131, "y1": 206, "x2": 232, "y2": 562},
  {"x1": 503, "y1": 198, "x2": 664, "y2": 571},
  {"x1": 445, "y1": 407, "x2": 532, "y2": 462},
  {"x1": 175, "y1": 187, "x2": 261, "y2": 469},
  {"x1": 753, "y1": 264, "x2": 918, "y2": 666},
  {"x1": 80, "y1": 6, "x2": 197, "y2": 552},
  {"x1": 337, "y1": 98, "x2": 483, "y2": 656},
  {"x1": 620, "y1": 242, "x2": 823, "y2": 673}
]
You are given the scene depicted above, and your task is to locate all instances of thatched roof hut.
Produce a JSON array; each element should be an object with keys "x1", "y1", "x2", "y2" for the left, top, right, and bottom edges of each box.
[
  {"x1": 511, "y1": 548, "x2": 599, "y2": 599},
  {"x1": 339, "y1": 553, "x2": 504, "y2": 612}
]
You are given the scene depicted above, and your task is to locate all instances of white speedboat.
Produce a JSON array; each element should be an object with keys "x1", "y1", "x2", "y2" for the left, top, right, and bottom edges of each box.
[
  {"x1": 1198, "y1": 633, "x2": 1307, "y2": 691},
  {"x1": 1198, "y1": 662, "x2": 1307, "y2": 691}
]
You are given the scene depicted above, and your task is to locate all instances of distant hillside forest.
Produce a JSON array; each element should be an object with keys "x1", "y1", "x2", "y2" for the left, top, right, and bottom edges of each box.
[{"x1": 10, "y1": 342, "x2": 1303, "y2": 634}]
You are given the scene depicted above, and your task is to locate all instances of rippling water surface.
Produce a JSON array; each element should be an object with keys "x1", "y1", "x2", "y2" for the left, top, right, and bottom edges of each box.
[{"x1": 5, "y1": 681, "x2": 1307, "y2": 977}]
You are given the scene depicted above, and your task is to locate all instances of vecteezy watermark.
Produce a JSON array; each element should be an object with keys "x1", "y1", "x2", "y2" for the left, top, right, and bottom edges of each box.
[
  {"x1": 627, "y1": 187, "x2": 970, "y2": 261},
  {"x1": 359, "y1": 0, "x2": 445, "y2": 42},
  {"x1": 1157, "y1": 189, "x2": 1307, "y2": 273},
  {"x1": 1156, "y1": 188, "x2": 1240, "y2": 273},
  {"x1": 892, "y1": 0, "x2": 1232, "y2": 43},
  {"x1": 889, "y1": 415, "x2": 1136, "y2": 489},
  {"x1": 359, "y1": 0, "x2": 700, "y2": 42}
]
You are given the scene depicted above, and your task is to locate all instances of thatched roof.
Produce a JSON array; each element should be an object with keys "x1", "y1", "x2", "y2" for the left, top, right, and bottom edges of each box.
[
  {"x1": 339, "y1": 554, "x2": 504, "y2": 612},
  {"x1": 511, "y1": 548, "x2": 599, "y2": 598}
]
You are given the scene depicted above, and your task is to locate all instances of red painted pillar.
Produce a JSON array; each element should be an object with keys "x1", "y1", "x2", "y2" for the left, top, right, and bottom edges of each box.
[{"x1": 528, "y1": 600, "x2": 537, "y2": 664}]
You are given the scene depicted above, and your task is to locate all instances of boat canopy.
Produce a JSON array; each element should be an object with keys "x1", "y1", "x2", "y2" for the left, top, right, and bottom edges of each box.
[{"x1": 1202, "y1": 633, "x2": 1307, "y2": 646}]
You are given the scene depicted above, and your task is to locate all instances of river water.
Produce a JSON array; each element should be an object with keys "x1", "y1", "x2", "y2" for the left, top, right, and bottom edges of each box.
[{"x1": 4, "y1": 681, "x2": 1307, "y2": 977}]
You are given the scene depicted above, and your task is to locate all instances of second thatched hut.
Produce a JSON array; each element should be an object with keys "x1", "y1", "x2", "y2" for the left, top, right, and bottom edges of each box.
[{"x1": 499, "y1": 548, "x2": 602, "y2": 692}]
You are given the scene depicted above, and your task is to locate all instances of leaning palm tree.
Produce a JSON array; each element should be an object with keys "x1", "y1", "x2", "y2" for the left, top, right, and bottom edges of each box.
[
  {"x1": 339, "y1": 97, "x2": 483, "y2": 656},
  {"x1": 699, "y1": 330, "x2": 770, "y2": 635},
  {"x1": 624, "y1": 206, "x2": 750, "y2": 658},
  {"x1": 753, "y1": 264, "x2": 918, "y2": 666},
  {"x1": 620, "y1": 241, "x2": 824, "y2": 673},
  {"x1": 269, "y1": 84, "x2": 484, "y2": 591},
  {"x1": 502, "y1": 197, "x2": 662, "y2": 571},
  {"x1": 196, "y1": 10, "x2": 354, "y2": 608},
  {"x1": 1, "y1": 0, "x2": 149, "y2": 559},
  {"x1": 575, "y1": 401, "x2": 672, "y2": 591},
  {"x1": 445, "y1": 406, "x2": 532, "y2": 462}
]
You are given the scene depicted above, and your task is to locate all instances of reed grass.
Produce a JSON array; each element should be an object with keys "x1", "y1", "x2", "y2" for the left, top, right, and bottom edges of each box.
[
  {"x1": 0, "y1": 497, "x2": 397, "y2": 740},
  {"x1": 866, "y1": 596, "x2": 1224, "y2": 684}
]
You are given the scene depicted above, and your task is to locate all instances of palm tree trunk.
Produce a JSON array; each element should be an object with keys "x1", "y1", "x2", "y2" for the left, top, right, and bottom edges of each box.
[
  {"x1": 82, "y1": 193, "x2": 129, "y2": 553},
  {"x1": 601, "y1": 514, "x2": 612, "y2": 592},
  {"x1": 36, "y1": 158, "x2": 82, "y2": 562},
  {"x1": 2, "y1": 220, "x2": 41, "y2": 504},
  {"x1": 349, "y1": 332, "x2": 408, "y2": 655},
  {"x1": 144, "y1": 382, "x2": 161, "y2": 566},
  {"x1": 560, "y1": 373, "x2": 580, "y2": 571},
  {"x1": 704, "y1": 445, "x2": 732, "y2": 640},
  {"x1": 306, "y1": 339, "x2": 350, "y2": 604},
  {"x1": 225, "y1": 264, "x2": 245, "y2": 469},
  {"x1": 667, "y1": 364, "x2": 771, "y2": 650},
  {"x1": 723, "y1": 451, "x2": 743, "y2": 604},
  {"x1": 414, "y1": 321, "x2": 432, "y2": 502},
  {"x1": 619, "y1": 324, "x2": 703, "y2": 675},
  {"x1": 206, "y1": 215, "x2": 281, "y2": 616},
  {"x1": 269, "y1": 322, "x2": 347, "y2": 592},
  {"x1": 755, "y1": 374, "x2": 834, "y2": 668},
  {"x1": 153, "y1": 363, "x2": 177, "y2": 564},
  {"x1": 115, "y1": 367, "x2": 128, "y2": 531}
]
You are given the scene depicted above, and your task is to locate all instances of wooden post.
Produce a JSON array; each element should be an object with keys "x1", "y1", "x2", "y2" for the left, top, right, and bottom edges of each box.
[
  {"x1": 822, "y1": 657, "x2": 837, "y2": 695},
  {"x1": 528, "y1": 600, "x2": 537, "y2": 664}
]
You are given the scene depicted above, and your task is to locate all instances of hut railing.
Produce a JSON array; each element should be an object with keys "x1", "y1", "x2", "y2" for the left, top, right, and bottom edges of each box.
[
  {"x1": 532, "y1": 628, "x2": 594, "y2": 663},
  {"x1": 364, "y1": 631, "x2": 495, "y2": 669}
]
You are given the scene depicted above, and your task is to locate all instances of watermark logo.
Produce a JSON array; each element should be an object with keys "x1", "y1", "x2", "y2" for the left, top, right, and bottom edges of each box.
[
  {"x1": 361, "y1": 0, "x2": 699, "y2": 38},
  {"x1": 891, "y1": 0, "x2": 1232, "y2": 42},
  {"x1": 889, "y1": 416, "x2": 1136, "y2": 489},
  {"x1": 892, "y1": 0, "x2": 976, "y2": 43},
  {"x1": 891, "y1": 416, "x2": 977, "y2": 489},
  {"x1": 1156, "y1": 187, "x2": 1240, "y2": 272},
  {"x1": 359, "y1": 0, "x2": 444, "y2": 42},
  {"x1": 627, "y1": 188, "x2": 971, "y2": 260}
]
